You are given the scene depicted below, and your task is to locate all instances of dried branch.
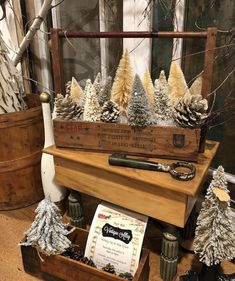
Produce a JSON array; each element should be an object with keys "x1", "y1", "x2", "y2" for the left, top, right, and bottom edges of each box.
[{"x1": 13, "y1": 0, "x2": 53, "y2": 66}]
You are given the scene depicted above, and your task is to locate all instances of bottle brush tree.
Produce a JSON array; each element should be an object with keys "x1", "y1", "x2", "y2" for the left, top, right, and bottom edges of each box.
[
  {"x1": 142, "y1": 69, "x2": 155, "y2": 109},
  {"x1": 93, "y1": 72, "x2": 102, "y2": 95},
  {"x1": 83, "y1": 83, "x2": 101, "y2": 122},
  {"x1": 192, "y1": 166, "x2": 235, "y2": 281},
  {"x1": 127, "y1": 74, "x2": 155, "y2": 126},
  {"x1": 111, "y1": 49, "x2": 133, "y2": 111},
  {"x1": 154, "y1": 70, "x2": 172, "y2": 122},
  {"x1": 98, "y1": 76, "x2": 112, "y2": 106},
  {"x1": 168, "y1": 61, "x2": 189, "y2": 105},
  {"x1": 69, "y1": 77, "x2": 84, "y2": 104},
  {"x1": 20, "y1": 198, "x2": 74, "y2": 256}
]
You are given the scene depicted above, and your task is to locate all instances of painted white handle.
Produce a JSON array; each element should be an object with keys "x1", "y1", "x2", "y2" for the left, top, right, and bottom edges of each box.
[{"x1": 41, "y1": 94, "x2": 67, "y2": 202}]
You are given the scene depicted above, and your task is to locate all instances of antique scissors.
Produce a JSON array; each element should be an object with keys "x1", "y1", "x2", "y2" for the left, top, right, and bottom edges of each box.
[{"x1": 108, "y1": 154, "x2": 196, "y2": 181}]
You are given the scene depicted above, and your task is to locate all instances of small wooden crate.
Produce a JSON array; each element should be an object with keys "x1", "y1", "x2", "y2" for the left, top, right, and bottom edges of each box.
[
  {"x1": 21, "y1": 227, "x2": 150, "y2": 281},
  {"x1": 53, "y1": 119, "x2": 201, "y2": 161}
]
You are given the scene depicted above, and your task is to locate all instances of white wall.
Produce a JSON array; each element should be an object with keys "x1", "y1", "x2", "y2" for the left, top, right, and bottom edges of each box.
[{"x1": 123, "y1": 0, "x2": 152, "y2": 78}]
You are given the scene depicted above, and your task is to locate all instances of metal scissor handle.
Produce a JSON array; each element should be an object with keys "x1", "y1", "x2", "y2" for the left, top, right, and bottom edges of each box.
[{"x1": 108, "y1": 154, "x2": 196, "y2": 181}]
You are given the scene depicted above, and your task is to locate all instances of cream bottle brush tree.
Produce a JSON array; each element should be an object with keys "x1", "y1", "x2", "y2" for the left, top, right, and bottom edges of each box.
[
  {"x1": 83, "y1": 83, "x2": 101, "y2": 122},
  {"x1": 168, "y1": 61, "x2": 189, "y2": 105},
  {"x1": 93, "y1": 72, "x2": 102, "y2": 95},
  {"x1": 68, "y1": 77, "x2": 84, "y2": 104},
  {"x1": 111, "y1": 49, "x2": 133, "y2": 111},
  {"x1": 142, "y1": 69, "x2": 155, "y2": 109}
]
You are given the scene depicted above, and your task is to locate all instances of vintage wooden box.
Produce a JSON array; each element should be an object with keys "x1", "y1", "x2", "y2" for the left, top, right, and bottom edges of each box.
[
  {"x1": 21, "y1": 227, "x2": 150, "y2": 281},
  {"x1": 53, "y1": 119, "x2": 201, "y2": 161}
]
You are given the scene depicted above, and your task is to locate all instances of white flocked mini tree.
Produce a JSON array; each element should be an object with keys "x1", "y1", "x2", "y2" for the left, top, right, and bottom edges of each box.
[
  {"x1": 20, "y1": 198, "x2": 74, "y2": 256},
  {"x1": 83, "y1": 83, "x2": 101, "y2": 122},
  {"x1": 154, "y1": 70, "x2": 173, "y2": 124},
  {"x1": 193, "y1": 166, "x2": 235, "y2": 280}
]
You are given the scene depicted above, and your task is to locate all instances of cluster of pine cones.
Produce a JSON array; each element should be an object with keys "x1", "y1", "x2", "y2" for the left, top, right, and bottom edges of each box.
[
  {"x1": 55, "y1": 75, "x2": 120, "y2": 124},
  {"x1": 61, "y1": 247, "x2": 134, "y2": 280},
  {"x1": 61, "y1": 247, "x2": 96, "y2": 267}
]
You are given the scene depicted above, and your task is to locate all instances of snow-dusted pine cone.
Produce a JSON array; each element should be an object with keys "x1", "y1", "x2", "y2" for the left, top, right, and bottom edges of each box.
[
  {"x1": 55, "y1": 94, "x2": 83, "y2": 120},
  {"x1": 101, "y1": 100, "x2": 120, "y2": 123},
  {"x1": 172, "y1": 93, "x2": 208, "y2": 128}
]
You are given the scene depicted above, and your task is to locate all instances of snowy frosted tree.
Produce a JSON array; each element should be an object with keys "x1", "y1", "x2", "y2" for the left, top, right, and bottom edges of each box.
[
  {"x1": 127, "y1": 74, "x2": 155, "y2": 126},
  {"x1": 83, "y1": 84, "x2": 101, "y2": 122},
  {"x1": 208, "y1": 165, "x2": 229, "y2": 192},
  {"x1": 20, "y1": 198, "x2": 74, "y2": 256},
  {"x1": 81, "y1": 79, "x2": 92, "y2": 107},
  {"x1": 142, "y1": 69, "x2": 155, "y2": 109},
  {"x1": 111, "y1": 49, "x2": 133, "y2": 110},
  {"x1": 154, "y1": 70, "x2": 173, "y2": 123},
  {"x1": 193, "y1": 166, "x2": 235, "y2": 267},
  {"x1": 93, "y1": 72, "x2": 102, "y2": 94},
  {"x1": 168, "y1": 61, "x2": 189, "y2": 105},
  {"x1": 98, "y1": 76, "x2": 112, "y2": 106}
]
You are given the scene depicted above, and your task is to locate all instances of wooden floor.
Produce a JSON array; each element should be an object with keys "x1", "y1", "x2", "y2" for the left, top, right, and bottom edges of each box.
[{"x1": 0, "y1": 203, "x2": 234, "y2": 281}]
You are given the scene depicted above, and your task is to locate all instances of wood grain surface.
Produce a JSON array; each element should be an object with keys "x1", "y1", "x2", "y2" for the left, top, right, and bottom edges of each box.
[
  {"x1": 53, "y1": 119, "x2": 201, "y2": 161},
  {"x1": 44, "y1": 140, "x2": 219, "y2": 227},
  {"x1": 44, "y1": 140, "x2": 219, "y2": 197}
]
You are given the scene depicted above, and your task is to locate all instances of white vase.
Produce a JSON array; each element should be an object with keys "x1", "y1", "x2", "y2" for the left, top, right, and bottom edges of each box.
[{"x1": 40, "y1": 93, "x2": 67, "y2": 202}]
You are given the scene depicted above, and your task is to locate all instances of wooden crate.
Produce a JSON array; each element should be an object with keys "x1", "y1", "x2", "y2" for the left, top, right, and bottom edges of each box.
[
  {"x1": 53, "y1": 119, "x2": 201, "y2": 161},
  {"x1": 21, "y1": 227, "x2": 150, "y2": 281}
]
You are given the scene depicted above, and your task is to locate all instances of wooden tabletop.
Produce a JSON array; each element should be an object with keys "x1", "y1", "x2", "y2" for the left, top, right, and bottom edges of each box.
[{"x1": 44, "y1": 140, "x2": 219, "y2": 197}]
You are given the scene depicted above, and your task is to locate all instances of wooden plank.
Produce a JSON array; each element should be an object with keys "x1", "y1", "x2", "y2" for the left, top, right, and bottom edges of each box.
[
  {"x1": 201, "y1": 27, "x2": 217, "y2": 100},
  {"x1": 50, "y1": 28, "x2": 65, "y2": 95},
  {"x1": 21, "y1": 228, "x2": 150, "y2": 281},
  {"x1": 43, "y1": 140, "x2": 219, "y2": 197},
  {"x1": 53, "y1": 119, "x2": 201, "y2": 161},
  {"x1": 54, "y1": 157, "x2": 187, "y2": 227}
]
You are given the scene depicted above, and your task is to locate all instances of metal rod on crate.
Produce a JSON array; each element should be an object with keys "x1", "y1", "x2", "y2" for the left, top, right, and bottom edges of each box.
[{"x1": 59, "y1": 31, "x2": 208, "y2": 39}]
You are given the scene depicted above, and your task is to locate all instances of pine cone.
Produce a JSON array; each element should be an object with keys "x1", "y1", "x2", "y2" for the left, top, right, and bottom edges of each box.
[
  {"x1": 119, "y1": 272, "x2": 134, "y2": 280},
  {"x1": 101, "y1": 100, "x2": 120, "y2": 123},
  {"x1": 55, "y1": 94, "x2": 83, "y2": 120},
  {"x1": 79, "y1": 256, "x2": 96, "y2": 267},
  {"x1": 71, "y1": 250, "x2": 83, "y2": 261},
  {"x1": 102, "y1": 263, "x2": 116, "y2": 274},
  {"x1": 172, "y1": 93, "x2": 208, "y2": 128}
]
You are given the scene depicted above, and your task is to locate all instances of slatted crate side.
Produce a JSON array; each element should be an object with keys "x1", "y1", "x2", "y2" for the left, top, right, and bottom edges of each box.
[
  {"x1": 53, "y1": 119, "x2": 201, "y2": 161},
  {"x1": 21, "y1": 227, "x2": 150, "y2": 281}
]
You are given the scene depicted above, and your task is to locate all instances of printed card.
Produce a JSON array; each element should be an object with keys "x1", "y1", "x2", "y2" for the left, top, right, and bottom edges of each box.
[{"x1": 85, "y1": 202, "x2": 148, "y2": 275}]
